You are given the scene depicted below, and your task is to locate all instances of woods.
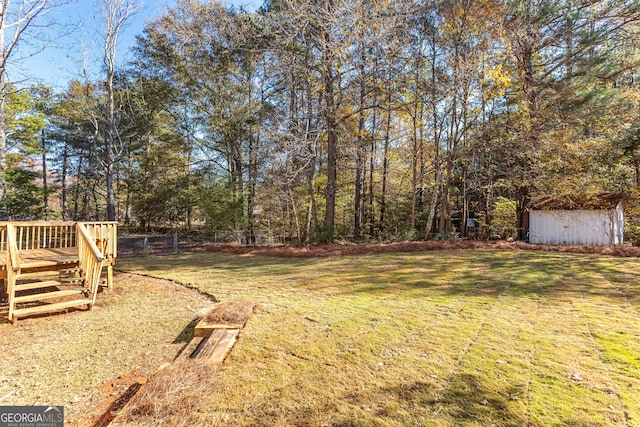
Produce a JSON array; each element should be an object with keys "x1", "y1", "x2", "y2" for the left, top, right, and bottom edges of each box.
[{"x1": 2, "y1": 0, "x2": 639, "y2": 243}]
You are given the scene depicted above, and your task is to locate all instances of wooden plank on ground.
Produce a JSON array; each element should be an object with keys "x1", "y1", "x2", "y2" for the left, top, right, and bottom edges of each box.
[
  {"x1": 192, "y1": 328, "x2": 240, "y2": 365},
  {"x1": 206, "y1": 329, "x2": 240, "y2": 365},
  {"x1": 194, "y1": 319, "x2": 245, "y2": 337},
  {"x1": 193, "y1": 329, "x2": 225, "y2": 359},
  {"x1": 176, "y1": 336, "x2": 205, "y2": 361}
]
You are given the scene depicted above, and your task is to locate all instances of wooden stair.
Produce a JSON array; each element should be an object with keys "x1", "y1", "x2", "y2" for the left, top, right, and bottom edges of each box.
[
  {"x1": 12, "y1": 298, "x2": 93, "y2": 320},
  {"x1": 2, "y1": 221, "x2": 117, "y2": 324},
  {"x1": 10, "y1": 266, "x2": 90, "y2": 324},
  {"x1": 14, "y1": 287, "x2": 86, "y2": 304},
  {"x1": 14, "y1": 280, "x2": 62, "y2": 291},
  {"x1": 20, "y1": 259, "x2": 79, "y2": 270}
]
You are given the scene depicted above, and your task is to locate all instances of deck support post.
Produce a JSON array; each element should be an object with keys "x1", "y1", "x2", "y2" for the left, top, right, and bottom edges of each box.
[{"x1": 107, "y1": 264, "x2": 114, "y2": 290}]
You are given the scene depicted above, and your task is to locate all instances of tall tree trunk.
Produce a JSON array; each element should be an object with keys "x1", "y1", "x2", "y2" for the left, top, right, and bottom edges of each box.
[
  {"x1": 106, "y1": 70, "x2": 117, "y2": 221},
  {"x1": 425, "y1": 163, "x2": 441, "y2": 240},
  {"x1": 517, "y1": 5, "x2": 537, "y2": 241},
  {"x1": 61, "y1": 137, "x2": 69, "y2": 220},
  {"x1": 73, "y1": 150, "x2": 88, "y2": 220},
  {"x1": 41, "y1": 128, "x2": 48, "y2": 220},
  {"x1": 0, "y1": 7, "x2": 5, "y2": 205},
  {"x1": 300, "y1": 46, "x2": 318, "y2": 242},
  {"x1": 425, "y1": 32, "x2": 441, "y2": 240},
  {"x1": 322, "y1": 0, "x2": 337, "y2": 238},
  {"x1": 368, "y1": 107, "x2": 376, "y2": 237},
  {"x1": 247, "y1": 134, "x2": 256, "y2": 245},
  {"x1": 304, "y1": 92, "x2": 317, "y2": 241},
  {"x1": 411, "y1": 111, "x2": 418, "y2": 230},
  {"x1": 354, "y1": 63, "x2": 365, "y2": 239},
  {"x1": 100, "y1": 0, "x2": 140, "y2": 221},
  {"x1": 0, "y1": 73, "x2": 6, "y2": 207},
  {"x1": 379, "y1": 89, "x2": 391, "y2": 233}
]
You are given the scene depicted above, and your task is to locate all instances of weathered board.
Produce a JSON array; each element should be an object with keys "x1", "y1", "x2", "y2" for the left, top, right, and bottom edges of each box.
[
  {"x1": 176, "y1": 336, "x2": 205, "y2": 361},
  {"x1": 182, "y1": 328, "x2": 241, "y2": 365},
  {"x1": 205, "y1": 329, "x2": 240, "y2": 365},
  {"x1": 194, "y1": 319, "x2": 245, "y2": 337}
]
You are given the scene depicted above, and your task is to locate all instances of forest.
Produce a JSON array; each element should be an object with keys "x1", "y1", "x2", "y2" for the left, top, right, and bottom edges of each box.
[{"x1": 1, "y1": 0, "x2": 639, "y2": 244}]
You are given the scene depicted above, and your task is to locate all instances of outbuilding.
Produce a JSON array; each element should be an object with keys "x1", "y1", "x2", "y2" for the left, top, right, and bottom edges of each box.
[{"x1": 528, "y1": 194, "x2": 624, "y2": 246}]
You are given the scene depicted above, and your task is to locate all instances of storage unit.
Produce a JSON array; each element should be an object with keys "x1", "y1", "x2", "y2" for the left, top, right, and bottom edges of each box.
[{"x1": 529, "y1": 202, "x2": 623, "y2": 246}]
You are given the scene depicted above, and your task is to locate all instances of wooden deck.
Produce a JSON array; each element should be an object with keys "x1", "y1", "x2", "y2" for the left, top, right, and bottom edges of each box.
[
  {"x1": 0, "y1": 221, "x2": 117, "y2": 323},
  {"x1": 7, "y1": 248, "x2": 78, "y2": 270}
]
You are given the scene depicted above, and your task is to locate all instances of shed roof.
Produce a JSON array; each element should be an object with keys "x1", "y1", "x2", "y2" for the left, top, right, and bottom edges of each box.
[{"x1": 529, "y1": 193, "x2": 625, "y2": 211}]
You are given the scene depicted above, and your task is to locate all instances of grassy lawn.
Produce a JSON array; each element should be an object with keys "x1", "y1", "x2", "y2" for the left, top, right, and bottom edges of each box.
[{"x1": 117, "y1": 249, "x2": 640, "y2": 426}]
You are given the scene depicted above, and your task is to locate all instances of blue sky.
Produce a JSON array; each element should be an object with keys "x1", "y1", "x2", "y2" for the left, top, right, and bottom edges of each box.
[{"x1": 8, "y1": 0, "x2": 259, "y2": 90}]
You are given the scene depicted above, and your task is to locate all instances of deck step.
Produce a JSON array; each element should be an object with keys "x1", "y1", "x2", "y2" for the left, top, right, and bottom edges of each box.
[
  {"x1": 14, "y1": 280, "x2": 63, "y2": 292},
  {"x1": 12, "y1": 298, "x2": 92, "y2": 319},
  {"x1": 20, "y1": 259, "x2": 79, "y2": 269},
  {"x1": 59, "y1": 276, "x2": 85, "y2": 284},
  {"x1": 59, "y1": 267, "x2": 83, "y2": 274},
  {"x1": 18, "y1": 270, "x2": 61, "y2": 279},
  {"x1": 14, "y1": 288, "x2": 86, "y2": 304}
]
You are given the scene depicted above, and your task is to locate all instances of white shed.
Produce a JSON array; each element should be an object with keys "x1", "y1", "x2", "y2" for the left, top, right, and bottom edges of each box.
[{"x1": 529, "y1": 200, "x2": 624, "y2": 246}]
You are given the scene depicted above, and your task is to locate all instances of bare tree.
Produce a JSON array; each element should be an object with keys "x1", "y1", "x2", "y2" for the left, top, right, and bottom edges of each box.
[
  {"x1": 0, "y1": 0, "x2": 71, "y2": 205},
  {"x1": 97, "y1": 0, "x2": 140, "y2": 221}
]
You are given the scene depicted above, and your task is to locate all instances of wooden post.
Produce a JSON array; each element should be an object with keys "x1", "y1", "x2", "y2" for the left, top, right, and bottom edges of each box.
[
  {"x1": 107, "y1": 264, "x2": 114, "y2": 290},
  {"x1": 143, "y1": 236, "x2": 149, "y2": 257},
  {"x1": 173, "y1": 232, "x2": 178, "y2": 254}
]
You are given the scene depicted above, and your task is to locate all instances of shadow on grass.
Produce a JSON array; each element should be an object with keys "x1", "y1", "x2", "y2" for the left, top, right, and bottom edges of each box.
[
  {"x1": 241, "y1": 375, "x2": 525, "y2": 426},
  {"x1": 172, "y1": 316, "x2": 200, "y2": 344},
  {"x1": 120, "y1": 250, "x2": 640, "y2": 303},
  {"x1": 436, "y1": 373, "x2": 524, "y2": 426}
]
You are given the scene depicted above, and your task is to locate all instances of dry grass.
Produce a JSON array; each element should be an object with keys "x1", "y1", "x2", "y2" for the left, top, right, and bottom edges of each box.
[
  {"x1": 0, "y1": 272, "x2": 212, "y2": 426},
  {"x1": 112, "y1": 360, "x2": 219, "y2": 427},
  {"x1": 203, "y1": 301, "x2": 255, "y2": 324},
  {"x1": 204, "y1": 240, "x2": 640, "y2": 258},
  {"x1": 5, "y1": 248, "x2": 640, "y2": 426},
  {"x1": 120, "y1": 250, "x2": 640, "y2": 426}
]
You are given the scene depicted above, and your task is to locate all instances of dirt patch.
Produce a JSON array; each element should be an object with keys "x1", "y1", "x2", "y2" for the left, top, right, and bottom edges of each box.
[
  {"x1": 204, "y1": 240, "x2": 640, "y2": 258},
  {"x1": 91, "y1": 370, "x2": 150, "y2": 427}
]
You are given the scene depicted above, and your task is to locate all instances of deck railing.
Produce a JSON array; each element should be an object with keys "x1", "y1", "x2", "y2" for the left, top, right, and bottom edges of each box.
[
  {"x1": 83, "y1": 222, "x2": 117, "y2": 260},
  {"x1": 77, "y1": 223, "x2": 106, "y2": 303},
  {"x1": 6, "y1": 224, "x2": 19, "y2": 322},
  {"x1": 12, "y1": 222, "x2": 77, "y2": 250},
  {"x1": 0, "y1": 221, "x2": 117, "y2": 257}
]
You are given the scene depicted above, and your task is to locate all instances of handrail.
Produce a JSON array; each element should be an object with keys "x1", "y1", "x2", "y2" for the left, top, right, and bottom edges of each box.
[
  {"x1": 76, "y1": 223, "x2": 105, "y2": 263},
  {"x1": 0, "y1": 221, "x2": 77, "y2": 227},
  {"x1": 77, "y1": 223, "x2": 106, "y2": 304},
  {"x1": 6, "y1": 224, "x2": 20, "y2": 271},
  {"x1": 6, "y1": 224, "x2": 20, "y2": 323}
]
